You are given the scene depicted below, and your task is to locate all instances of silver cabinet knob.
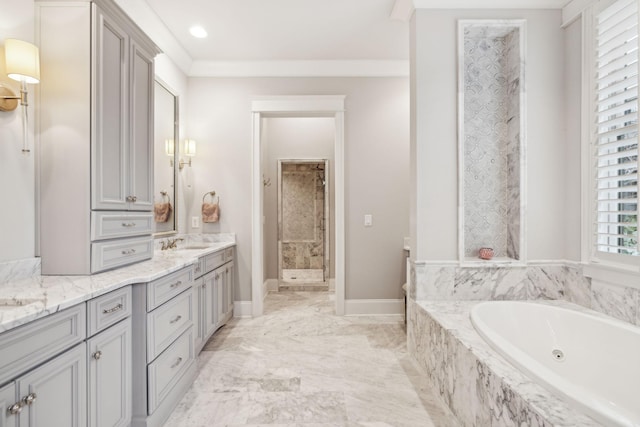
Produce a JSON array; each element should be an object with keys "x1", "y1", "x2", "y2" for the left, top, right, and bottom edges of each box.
[
  {"x1": 169, "y1": 280, "x2": 182, "y2": 289},
  {"x1": 170, "y1": 357, "x2": 183, "y2": 369},
  {"x1": 102, "y1": 303, "x2": 123, "y2": 314},
  {"x1": 93, "y1": 350, "x2": 103, "y2": 360},
  {"x1": 8, "y1": 403, "x2": 22, "y2": 415},
  {"x1": 22, "y1": 393, "x2": 36, "y2": 406},
  {"x1": 169, "y1": 315, "x2": 182, "y2": 324}
]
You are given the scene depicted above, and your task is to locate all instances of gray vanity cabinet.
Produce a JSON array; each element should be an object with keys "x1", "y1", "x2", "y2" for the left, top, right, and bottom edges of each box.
[
  {"x1": 193, "y1": 247, "x2": 235, "y2": 353},
  {"x1": 37, "y1": 0, "x2": 160, "y2": 274},
  {"x1": 0, "y1": 382, "x2": 17, "y2": 427},
  {"x1": 16, "y1": 343, "x2": 87, "y2": 427},
  {"x1": 92, "y1": 6, "x2": 154, "y2": 212},
  {"x1": 131, "y1": 267, "x2": 197, "y2": 427},
  {"x1": 87, "y1": 286, "x2": 132, "y2": 427}
]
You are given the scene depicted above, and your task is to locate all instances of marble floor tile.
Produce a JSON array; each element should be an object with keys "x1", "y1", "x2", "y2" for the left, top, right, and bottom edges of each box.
[{"x1": 163, "y1": 291, "x2": 458, "y2": 427}]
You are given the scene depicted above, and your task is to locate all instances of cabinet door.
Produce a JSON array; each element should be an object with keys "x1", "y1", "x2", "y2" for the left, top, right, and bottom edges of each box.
[
  {"x1": 87, "y1": 319, "x2": 131, "y2": 427},
  {"x1": 17, "y1": 343, "x2": 86, "y2": 427},
  {"x1": 128, "y1": 42, "x2": 154, "y2": 211},
  {"x1": 216, "y1": 267, "x2": 226, "y2": 329},
  {"x1": 0, "y1": 382, "x2": 17, "y2": 427},
  {"x1": 225, "y1": 263, "x2": 235, "y2": 318},
  {"x1": 92, "y1": 4, "x2": 129, "y2": 210},
  {"x1": 194, "y1": 278, "x2": 206, "y2": 352},
  {"x1": 203, "y1": 271, "x2": 218, "y2": 340}
]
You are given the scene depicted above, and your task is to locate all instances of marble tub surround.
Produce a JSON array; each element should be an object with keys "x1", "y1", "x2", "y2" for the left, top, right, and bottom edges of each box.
[
  {"x1": 411, "y1": 261, "x2": 588, "y2": 302},
  {"x1": 164, "y1": 291, "x2": 459, "y2": 427},
  {"x1": 0, "y1": 240, "x2": 235, "y2": 333},
  {"x1": 0, "y1": 257, "x2": 41, "y2": 283},
  {"x1": 408, "y1": 300, "x2": 601, "y2": 427}
]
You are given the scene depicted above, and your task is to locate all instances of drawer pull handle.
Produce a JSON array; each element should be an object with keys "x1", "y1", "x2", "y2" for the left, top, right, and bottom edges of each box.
[
  {"x1": 170, "y1": 315, "x2": 182, "y2": 324},
  {"x1": 103, "y1": 303, "x2": 123, "y2": 314},
  {"x1": 171, "y1": 357, "x2": 183, "y2": 369},
  {"x1": 22, "y1": 393, "x2": 36, "y2": 406},
  {"x1": 121, "y1": 222, "x2": 136, "y2": 227},
  {"x1": 8, "y1": 403, "x2": 22, "y2": 415},
  {"x1": 126, "y1": 195, "x2": 138, "y2": 202},
  {"x1": 121, "y1": 249, "x2": 137, "y2": 256},
  {"x1": 170, "y1": 280, "x2": 182, "y2": 289},
  {"x1": 93, "y1": 350, "x2": 103, "y2": 360}
]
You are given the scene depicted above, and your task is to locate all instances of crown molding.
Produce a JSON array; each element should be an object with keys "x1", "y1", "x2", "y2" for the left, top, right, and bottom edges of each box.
[
  {"x1": 411, "y1": 0, "x2": 569, "y2": 9},
  {"x1": 189, "y1": 60, "x2": 410, "y2": 78},
  {"x1": 114, "y1": 0, "x2": 192, "y2": 75}
]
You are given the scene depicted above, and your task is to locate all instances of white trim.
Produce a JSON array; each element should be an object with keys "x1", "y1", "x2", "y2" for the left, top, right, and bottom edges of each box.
[
  {"x1": 412, "y1": 0, "x2": 568, "y2": 9},
  {"x1": 233, "y1": 301, "x2": 253, "y2": 318},
  {"x1": 344, "y1": 299, "x2": 404, "y2": 316},
  {"x1": 189, "y1": 60, "x2": 409, "y2": 78},
  {"x1": 390, "y1": 0, "x2": 415, "y2": 21},
  {"x1": 584, "y1": 264, "x2": 640, "y2": 289},
  {"x1": 114, "y1": 0, "x2": 192, "y2": 75},
  {"x1": 562, "y1": 0, "x2": 594, "y2": 27},
  {"x1": 251, "y1": 96, "x2": 346, "y2": 317}
]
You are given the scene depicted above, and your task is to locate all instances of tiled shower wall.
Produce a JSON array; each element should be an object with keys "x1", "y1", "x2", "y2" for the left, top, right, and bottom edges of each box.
[
  {"x1": 281, "y1": 163, "x2": 325, "y2": 272},
  {"x1": 463, "y1": 27, "x2": 521, "y2": 259}
]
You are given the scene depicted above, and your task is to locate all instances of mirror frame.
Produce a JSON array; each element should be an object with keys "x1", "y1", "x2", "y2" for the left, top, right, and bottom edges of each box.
[{"x1": 153, "y1": 78, "x2": 179, "y2": 238}]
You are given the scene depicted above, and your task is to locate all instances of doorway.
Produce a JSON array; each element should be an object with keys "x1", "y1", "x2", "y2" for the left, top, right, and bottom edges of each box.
[
  {"x1": 278, "y1": 160, "x2": 330, "y2": 290},
  {"x1": 251, "y1": 95, "x2": 346, "y2": 316}
]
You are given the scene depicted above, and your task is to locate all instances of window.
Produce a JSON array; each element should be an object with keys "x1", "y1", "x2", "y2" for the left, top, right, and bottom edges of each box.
[{"x1": 593, "y1": 0, "x2": 639, "y2": 262}]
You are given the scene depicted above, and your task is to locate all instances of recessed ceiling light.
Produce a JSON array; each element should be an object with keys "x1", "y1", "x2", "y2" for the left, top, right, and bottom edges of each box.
[{"x1": 189, "y1": 26, "x2": 208, "y2": 38}]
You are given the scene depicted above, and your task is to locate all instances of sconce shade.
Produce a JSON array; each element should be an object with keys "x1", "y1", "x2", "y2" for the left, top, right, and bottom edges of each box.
[
  {"x1": 5, "y1": 39, "x2": 40, "y2": 84},
  {"x1": 184, "y1": 139, "x2": 197, "y2": 156},
  {"x1": 165, "y1": 139, "x2": 175, "y2": 156}
]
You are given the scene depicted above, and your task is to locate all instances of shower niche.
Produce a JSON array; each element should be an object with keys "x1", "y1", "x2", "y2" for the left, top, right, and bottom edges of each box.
[{"x1": 458, "y1": 20, "x2": 526, "y2": 265}]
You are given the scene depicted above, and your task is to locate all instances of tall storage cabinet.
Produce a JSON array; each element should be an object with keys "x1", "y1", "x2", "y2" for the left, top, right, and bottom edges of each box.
[{"x1": 37, "y1": 0, "x2": 160, "y2": 275}]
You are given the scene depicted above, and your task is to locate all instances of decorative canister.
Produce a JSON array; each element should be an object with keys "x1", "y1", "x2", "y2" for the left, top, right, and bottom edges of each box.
[{"x1": 478, "y1": 247, "x2": 494, "y2": 260}]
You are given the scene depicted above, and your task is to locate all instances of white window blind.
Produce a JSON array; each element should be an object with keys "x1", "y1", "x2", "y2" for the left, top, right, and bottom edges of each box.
[{"x1": 595, "y1": 0, "x2": 639, "y2": 257}]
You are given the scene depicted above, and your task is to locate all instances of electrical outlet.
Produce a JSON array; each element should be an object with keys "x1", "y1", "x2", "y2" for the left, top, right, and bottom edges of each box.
[
  {"x1": 364, "y1": 214, "x2": 373, "y2": 227},
  {"x1": 192, "y1": 216, "x2": 200, "y2": 228}
]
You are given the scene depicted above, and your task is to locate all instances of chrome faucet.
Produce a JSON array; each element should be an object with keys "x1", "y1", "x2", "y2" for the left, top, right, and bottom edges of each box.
[{"x1": 161, "y1": 238, "x2": 184, "y2": 250}]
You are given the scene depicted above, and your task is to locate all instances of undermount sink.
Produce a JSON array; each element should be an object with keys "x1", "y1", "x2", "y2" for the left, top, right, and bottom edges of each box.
[
  {"x1": 182, "y1": 245, "x2": 210, "y2": 250},
  {"x1": 0, "y1": 298, "x2": 42, "y2": 308}
]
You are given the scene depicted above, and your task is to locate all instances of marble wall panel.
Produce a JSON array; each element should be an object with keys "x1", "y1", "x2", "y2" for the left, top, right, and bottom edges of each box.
[{"x1": 0, "y1": 257, "x2": 41, "y2": 284}]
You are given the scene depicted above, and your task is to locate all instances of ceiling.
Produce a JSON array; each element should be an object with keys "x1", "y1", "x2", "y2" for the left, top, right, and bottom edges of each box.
[{"x1": 118, "y1": 0, "x2": 572, "y2": 76}]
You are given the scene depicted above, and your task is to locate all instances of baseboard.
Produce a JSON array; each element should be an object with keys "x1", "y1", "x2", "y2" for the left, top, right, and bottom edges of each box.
[
  {"x1": 344, "y1": 299, "x2": 404, "y2": 316},
  {"x1": 233, "y1": 301, "x2": 252, "y2": 318}
]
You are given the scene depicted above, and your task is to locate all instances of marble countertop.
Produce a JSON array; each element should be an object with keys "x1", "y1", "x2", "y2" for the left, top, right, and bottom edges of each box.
[{"x1": 0, "y1": 240, "x2": 235, "y2": 333}]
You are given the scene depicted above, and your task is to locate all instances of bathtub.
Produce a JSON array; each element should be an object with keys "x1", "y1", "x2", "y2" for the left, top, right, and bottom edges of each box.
[{"x1": 470, "y1": 301, "x2": 640, "y2": 427}]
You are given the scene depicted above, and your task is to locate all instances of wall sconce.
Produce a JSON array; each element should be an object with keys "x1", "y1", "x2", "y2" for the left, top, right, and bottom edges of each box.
[
  {"x1": 165, "y1": 139, "x2": 175, "y2": 167},
  {"x1": 0, "y1": 39, "x2": 40, "y2": 154},
  {"x1": 179, "y1": 139, "x2": 196, "y2": 170}
]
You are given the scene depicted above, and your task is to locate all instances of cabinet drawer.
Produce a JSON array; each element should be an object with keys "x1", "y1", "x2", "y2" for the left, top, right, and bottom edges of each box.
[
  {"x1": 147, "y1": 327, "x2": 194, "y2": 413},
  {"x1": 0, "y1": 304, "x2": 86, "y2": 386},
  {"x1": 91, "y1": 236, "x2": 154, "y2": 273},
  {"x1": 91, "y1": 211, "x2": 154, "y2": 241},
  {"x1": 87, "y1": 286, "x2": 132, "y2": 337},
  {"x1": 147, "y1": 267, "x2": 193, "y2": 311},
  {"x1": 203, "y1": 250, "x2": 225, "y2": 273},
  {"x1": 147, "y1": 290, "x2": 193, "y2": 362}
]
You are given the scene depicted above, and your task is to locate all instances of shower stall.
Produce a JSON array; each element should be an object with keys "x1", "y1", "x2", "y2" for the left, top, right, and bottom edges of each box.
[{"x1": 278, "y1": 160, "x2": 329, "y2": 287}]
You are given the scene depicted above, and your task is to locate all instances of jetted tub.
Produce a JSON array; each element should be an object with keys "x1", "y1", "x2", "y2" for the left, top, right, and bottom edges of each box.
[{"x1": 471, "y1": 301, "x2": 640, "y2": 427}]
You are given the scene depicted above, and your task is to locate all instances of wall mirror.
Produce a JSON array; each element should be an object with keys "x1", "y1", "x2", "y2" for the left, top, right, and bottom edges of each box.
[{"x1": 153, "y1": 79, "x2": 178, "y2": 236}]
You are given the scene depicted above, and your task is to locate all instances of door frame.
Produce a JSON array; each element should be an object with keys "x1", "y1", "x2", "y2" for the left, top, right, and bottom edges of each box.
[
  {"x1": 277, "y1": 158, "x2": 330, "y2": 284},
  {"x1": 251, "y1": 96, "x2": 345, "y2": 316}
]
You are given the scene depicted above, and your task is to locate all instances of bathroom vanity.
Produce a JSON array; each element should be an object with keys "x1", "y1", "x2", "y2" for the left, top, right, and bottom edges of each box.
[{"x1": 0, "y1": 241, "x2": 235, "y2": 427}]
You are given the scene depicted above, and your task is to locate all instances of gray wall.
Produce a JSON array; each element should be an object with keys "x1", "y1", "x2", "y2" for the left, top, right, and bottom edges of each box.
[
  {"x1": 262, "y1": 117, "x2": 335, "y2": 281},
  {"x1": 411, "y1": 9, "x2": 572, "y2": 262},
  {"x1": 186, "y1": 77, "x2": 410, "y2": 301}
]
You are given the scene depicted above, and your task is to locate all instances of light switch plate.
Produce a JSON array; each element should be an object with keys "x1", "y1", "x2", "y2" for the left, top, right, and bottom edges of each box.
[
  {"x1": 364, "y1": 214, "x2": 373, "y2": 227},
  {"x1": 192, "y1": 216, "x2": 200, "y2": 228}
]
